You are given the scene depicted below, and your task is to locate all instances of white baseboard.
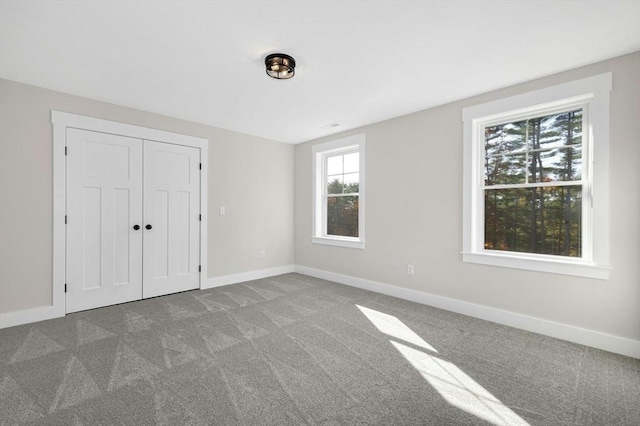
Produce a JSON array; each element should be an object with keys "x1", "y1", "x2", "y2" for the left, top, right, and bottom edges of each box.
[
  {"x1": 0, "y1": 305, "x2": 64, "y2": 329},
  {"x1": 3, "y1": 264, "x2": 638, "y2": 359},
  {"x1": 202, "y1": 264, "x2": 295, "y2": 289},
  {"x1": 294, "y1": 265, "x2": 640, "y2": 359},
  {"x1": 0, "y1": 265, "x2": 295, "y2": 329}
]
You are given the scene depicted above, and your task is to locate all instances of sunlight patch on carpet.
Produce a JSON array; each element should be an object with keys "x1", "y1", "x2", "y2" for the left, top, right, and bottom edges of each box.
[
  {"x1": 356, "y1": 305, "x2": 437, "y2": 352},
  {"x1": 358, "y1": 305, "x2": 529, "y2": 426}
]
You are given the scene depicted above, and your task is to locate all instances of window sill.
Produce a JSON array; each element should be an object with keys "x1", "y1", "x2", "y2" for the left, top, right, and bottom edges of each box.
[
  {"x1": 462, "y1": 251, "x2": 610, "y2": 280},
  {"x1": 312, "y1": 237, "x2": 365, "y2": 250}
]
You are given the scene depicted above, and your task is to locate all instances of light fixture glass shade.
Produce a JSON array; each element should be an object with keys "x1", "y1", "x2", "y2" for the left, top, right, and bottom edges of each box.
[{"x1": 265, "y1": 53, "x2": 296, "y2": 79}]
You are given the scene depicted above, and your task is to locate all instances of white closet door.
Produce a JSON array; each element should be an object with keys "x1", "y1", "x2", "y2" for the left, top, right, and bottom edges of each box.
[
  {"x1": 143, "y1": 141, "x2": 200, "y2": 298},
  {"x1": 66, "y1": 129, "x2": 143, "y2": 313}
]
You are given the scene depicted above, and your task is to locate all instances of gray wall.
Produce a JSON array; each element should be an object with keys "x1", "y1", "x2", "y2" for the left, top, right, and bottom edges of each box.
[
  {"x1": 295, "y1": 52, "x2": 640, "y2": 341},
  {"x1": 1, "y1": 52, "x2": 638, "y2": 343},
  {"x1": 0, "y1": 79, "x2": 294, "y2": 314}
]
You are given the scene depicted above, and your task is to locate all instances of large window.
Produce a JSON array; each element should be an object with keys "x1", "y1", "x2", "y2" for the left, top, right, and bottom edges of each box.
[
  {"x1": 484, "y1": 109, "x2": 584, "y2": 257},
  {"x1": 313, "y1": 134, "x2": 365, "y2": 249},
  {"x1": 462, "y1": 74, "x2": 611, "y2": 279}
]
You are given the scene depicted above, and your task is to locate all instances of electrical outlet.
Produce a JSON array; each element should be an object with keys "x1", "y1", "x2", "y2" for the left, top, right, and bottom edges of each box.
[
  {"x1": 407, "y1": 264, "x2": 414, "y2": 275},
  {"x1": 219, "y1": 206, "x2": 226, "y2": 215},
  {"x1": 260, "y1": 250, "x2": 266, "y2": 259}
]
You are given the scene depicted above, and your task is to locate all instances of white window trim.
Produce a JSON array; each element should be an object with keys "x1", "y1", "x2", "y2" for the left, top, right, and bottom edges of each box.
[
  {"x1": 462, "y1": 73, "x2": 611, "y2": 279},
  {"x1": 312, "y1": 134, "x2": 365, "y2": 249}
]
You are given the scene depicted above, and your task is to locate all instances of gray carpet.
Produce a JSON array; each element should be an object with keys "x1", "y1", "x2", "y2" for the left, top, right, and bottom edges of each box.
[{"x1": 1, "y1": 273, "x2": 638, "y2": 425}]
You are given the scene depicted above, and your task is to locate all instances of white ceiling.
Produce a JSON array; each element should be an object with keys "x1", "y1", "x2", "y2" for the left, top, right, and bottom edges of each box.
[{"x1": 1, "y1": 1, "x2": 639, "y2": 144}]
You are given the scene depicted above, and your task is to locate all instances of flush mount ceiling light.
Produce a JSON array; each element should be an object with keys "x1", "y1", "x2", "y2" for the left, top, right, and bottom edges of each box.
[{"x1": 265, "y1": 53, "x2": 296, "y2": 79}]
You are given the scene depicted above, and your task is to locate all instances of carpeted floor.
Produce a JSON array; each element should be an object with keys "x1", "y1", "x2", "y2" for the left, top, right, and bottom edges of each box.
[{"x1": 0, "y1": 273, "x2": 638, "y2": 425}]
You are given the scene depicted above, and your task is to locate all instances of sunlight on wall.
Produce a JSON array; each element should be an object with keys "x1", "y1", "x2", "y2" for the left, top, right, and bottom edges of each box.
[{"x1": 356, "y1": 305, "x2": 530, "y2": 426}]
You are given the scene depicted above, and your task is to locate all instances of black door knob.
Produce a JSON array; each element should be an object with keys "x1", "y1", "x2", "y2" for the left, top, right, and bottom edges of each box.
[
  {"x1": 145, "y1": 224, "x2": 153, "y2": 230},
  {"x1": 133, "y1": 224, "x2": 140, "y2": 230}
]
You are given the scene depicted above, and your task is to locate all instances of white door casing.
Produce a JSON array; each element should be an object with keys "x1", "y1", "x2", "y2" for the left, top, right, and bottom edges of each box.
[
  {"x1": 66, "y1": 133, "x2": 202, "y2": 310},
  {"x1": 143, "y1": 141, "x2": 201, "y2": 298},
  {"x1": 66, "y1": 129, "x2": 143, "y2": 313},
  {"x1": 12, "y1": 111, "x2": 210, "y2": 327}
]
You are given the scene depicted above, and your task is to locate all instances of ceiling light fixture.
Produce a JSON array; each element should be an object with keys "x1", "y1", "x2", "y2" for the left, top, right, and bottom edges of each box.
[{"x1": 265, "y1": 53, "x2": 296, "y2": 80}]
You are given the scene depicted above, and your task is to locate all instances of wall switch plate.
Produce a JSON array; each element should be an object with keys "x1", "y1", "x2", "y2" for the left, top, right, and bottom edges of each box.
[
  {"x1": 260, "y1": 250, "x2": 266, "y2": 259},
  {"x1": 407, "y1": 264, "x2": 414, "y2": 275}
]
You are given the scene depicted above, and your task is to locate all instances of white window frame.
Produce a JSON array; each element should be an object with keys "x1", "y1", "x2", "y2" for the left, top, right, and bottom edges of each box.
[
  {"x1": 312, "y1": 134, "x2": 365, "y2": 249},
  {"x1": 462, "y1": 73, "x2": 611, "y2": 279}
]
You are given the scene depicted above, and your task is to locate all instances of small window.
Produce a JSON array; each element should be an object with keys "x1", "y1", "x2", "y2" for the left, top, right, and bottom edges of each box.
[
  {"x1": 313, "y1": 134, "x2": 365, "y2": 249},
  {"x1": 462, "y1": 74, "x2": 611, "y2": 279}
]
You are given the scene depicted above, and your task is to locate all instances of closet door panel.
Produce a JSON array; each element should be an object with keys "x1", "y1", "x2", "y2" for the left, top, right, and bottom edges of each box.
[
  {"x1": 143, "y1": 141, "x2": 200, "y2": 298},
  {"x1": 66, "y1": 129, "x2": 143, "y2": 313}
]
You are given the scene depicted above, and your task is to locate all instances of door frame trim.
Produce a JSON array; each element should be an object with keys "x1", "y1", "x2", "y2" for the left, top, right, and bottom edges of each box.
[{"x1": 51, "y1": 110, "x2": 209, "y2": 315}]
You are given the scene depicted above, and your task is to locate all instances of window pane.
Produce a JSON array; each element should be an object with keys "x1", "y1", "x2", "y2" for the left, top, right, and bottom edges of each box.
[
  {"x1": 484, "y1": 186, "x2": 582, "y2": 257},
  {"x1": 327, "y1": 195, "x2": 358, "y2": 237},
  {"x1": 343, "y1": 172, "x2": 359, "y2": 193},
  {"x1": 485, "y1": 153, "x2": 527, "y2": 185},
  {"x1": 529, "y1": 146, "x2": 582, "y2": 183},
  {"x1": 485, "y1": 120, "x2": 527, "y2": 157},
  {"x1": 327, "y1": 155, "x2": 343, "y2": 175},
  {"x1": 327, "y1": 176, "x2": 343, "y2": 194},
  {"x1": 530, "y1": 110, "x2": 582, "y2": 149},
  {"x1": 343, "y1": 152, "x2": 359, "y2": 173}
]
